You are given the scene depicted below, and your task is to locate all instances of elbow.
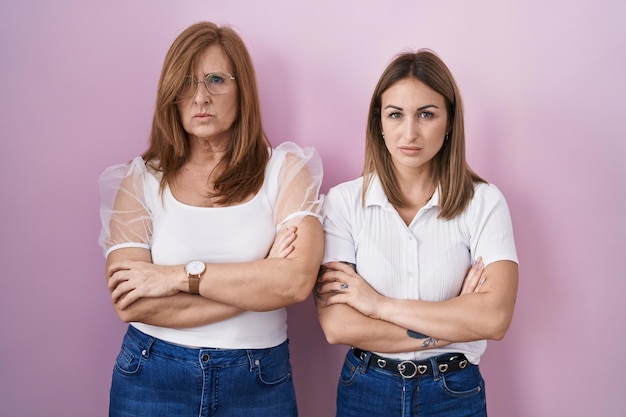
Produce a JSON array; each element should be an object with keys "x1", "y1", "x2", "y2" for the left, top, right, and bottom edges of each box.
[
  {"x1": 280, "y1": 285, "x2": 312, "y2": 307},
  {"x1": 317, "y1": 313, "x2": 350, "y2": 345},
  {"x1": 319, "y1": 324, "x2": 343, "y2": 345},
  {"x1": 491, "y1": 322, "x2": 513, "y2": 341},
  {"x1": 289, "y1": 280, "x2": 314, "y2": 304},
  {"x1": 483, "y1": 312, "x2": 514, "y2": 341},
  {"x1": 282, "y1": 268, "x2": 318, "y2": 305},
  {"x1": 487, "y1": 327, "x2": 507, "y2": 341},
  {"x1": 115, "y1": 309, "x2": 134, "y2": 324},
  {"x1": 113, "y1": 304, "x2": 143, "y2": 324},
  {"x1": 323, "y1": 330, "x2": 347, "y2": 345}
]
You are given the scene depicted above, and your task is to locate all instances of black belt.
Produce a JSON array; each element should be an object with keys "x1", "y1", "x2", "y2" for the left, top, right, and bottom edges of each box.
[{"x1": 352, "y1": 348, "x2": 470, "y2": 378}]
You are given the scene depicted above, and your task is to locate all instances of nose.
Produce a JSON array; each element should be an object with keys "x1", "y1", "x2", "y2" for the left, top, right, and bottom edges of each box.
[
  {"x1": 193, "y1": 82, "x2": 212, "y2": 104},
  {"x1": 403, "y1": 118, "x2": 419, "y2": 141}
]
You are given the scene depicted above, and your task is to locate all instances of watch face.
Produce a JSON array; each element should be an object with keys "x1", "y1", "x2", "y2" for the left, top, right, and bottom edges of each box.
[{"x1": 186, "y1": 260, "x2": 205, "y2": 275}]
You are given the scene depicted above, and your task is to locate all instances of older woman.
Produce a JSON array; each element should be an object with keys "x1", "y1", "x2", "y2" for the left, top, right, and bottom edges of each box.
[
  {"x1": 99, "y1": 22, "x2": 323, "y2": 416},
  {"x1": 316, "y1": 50, "x2": 518, "y2": 416}
]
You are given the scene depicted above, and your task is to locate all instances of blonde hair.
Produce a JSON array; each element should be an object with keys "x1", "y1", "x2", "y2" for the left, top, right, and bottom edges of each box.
[
  {"x1": 363, "y1": 49, "x2": 484, "y2": 219},
  {"x1": 142, "y1": 21, "x2": 270, "y2": 204}
]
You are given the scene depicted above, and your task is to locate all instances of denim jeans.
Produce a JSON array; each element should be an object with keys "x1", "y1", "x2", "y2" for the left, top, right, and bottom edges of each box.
[
  {"x1": 109, "y1": 325, "x2": 297, "y2": 417},
  {"x1": 336, "y1": 349, "x2": 487, "y2": 417}
]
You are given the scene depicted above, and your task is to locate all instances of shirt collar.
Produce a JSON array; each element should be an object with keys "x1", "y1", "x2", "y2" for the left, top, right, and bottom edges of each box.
[{"x1": 364, "y1": 174, "x2": 440, "y2": 209}]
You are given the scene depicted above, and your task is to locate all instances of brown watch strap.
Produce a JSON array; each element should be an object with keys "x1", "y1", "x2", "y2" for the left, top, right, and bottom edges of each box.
[{"x1": 189, "y1": 276, "x2": 200, "y2": 294}]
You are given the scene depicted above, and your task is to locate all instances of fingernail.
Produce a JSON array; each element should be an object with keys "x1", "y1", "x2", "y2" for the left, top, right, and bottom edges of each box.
[{"x1": 479, "y1": 278, "x2": 486, "y2": 285}]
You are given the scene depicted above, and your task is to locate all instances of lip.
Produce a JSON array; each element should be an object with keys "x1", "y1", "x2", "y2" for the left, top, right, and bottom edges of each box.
[
  {"x1": 194, "y1": 113, "x2": 214, "y2": 119},
  {"x1": 399, "y1": 146, "x2": 422, "y2": 154}
]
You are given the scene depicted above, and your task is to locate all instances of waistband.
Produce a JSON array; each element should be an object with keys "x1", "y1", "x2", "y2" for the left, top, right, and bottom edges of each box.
[
  {"x1": 352, "y1": 347, "x2": 469, "y2": 379},
  {"x1": 124, "y1": 324, "x2": 288, "y2": 366}
]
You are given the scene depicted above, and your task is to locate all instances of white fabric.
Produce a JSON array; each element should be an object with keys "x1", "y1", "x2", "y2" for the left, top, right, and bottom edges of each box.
[
  {"x1": 98, "y1": 142, "x2": 323, "y2": 349},
  {"x1": 322, "y1": 175, "x2": 518, "y2": 364}
]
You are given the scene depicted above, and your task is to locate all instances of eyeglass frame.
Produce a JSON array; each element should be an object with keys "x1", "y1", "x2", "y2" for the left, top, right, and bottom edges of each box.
[{"x1": 178, "y1": 72, "x2": 236, "y2": 98}]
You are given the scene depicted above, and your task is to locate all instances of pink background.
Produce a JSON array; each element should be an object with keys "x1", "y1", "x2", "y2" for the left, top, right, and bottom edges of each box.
[{"x1": 1, "y1": 1, "x2": 624, "y2": 416}]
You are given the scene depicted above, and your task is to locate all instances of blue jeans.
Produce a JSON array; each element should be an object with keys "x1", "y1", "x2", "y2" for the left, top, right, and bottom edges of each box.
[
  {"x1": 109, "y1": 325, "x2": 297, "y2": 417},
  {"x1": 336, "y1": 349, "x2": 487, "y2": 417}
]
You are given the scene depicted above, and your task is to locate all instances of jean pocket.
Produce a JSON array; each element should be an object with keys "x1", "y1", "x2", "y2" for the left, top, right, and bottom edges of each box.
[
  {"x1": 440, "y1": 365, "x2": 484, "y2": 398},
  {"x1": 338, "y1": 356, "x2": 359, "y2": 387},
  {"x1": 255, "y1": 347, "x2": 293, "y2": 387},
  {"x1": 114, "y1": 341, "x2": 146, "y2": 376}
]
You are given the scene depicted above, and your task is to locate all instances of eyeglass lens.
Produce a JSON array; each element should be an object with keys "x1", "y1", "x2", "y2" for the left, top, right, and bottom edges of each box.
[{"x1": 180, "y1": 72, "x2": 234, "y2": 97}]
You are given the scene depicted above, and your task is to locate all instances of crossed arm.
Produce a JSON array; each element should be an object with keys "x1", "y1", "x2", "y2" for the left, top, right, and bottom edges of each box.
[
  {"x1": 105, "y1": 246, "x2": 239, "y2": 327},
  {"x1": 315, "y1": 259, "x2": 518, "y2": 354},
  {"x1": 105, "y1": 222, "x2": 311, "y2": 327},
  {"x1": 105, "y1": 222, "x2": 321, "y2": 327}
]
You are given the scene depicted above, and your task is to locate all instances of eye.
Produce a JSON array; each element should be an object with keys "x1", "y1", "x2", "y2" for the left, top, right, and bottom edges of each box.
[
  {"x1": 206, "y1": 73, "x2": 226, "y2": 85},
  {"x1": 388, "y1": 111, "x2": 402, "y2": 119},
  {"x1": 419, "y1": 111, "x2": 434, "y2": 118}
]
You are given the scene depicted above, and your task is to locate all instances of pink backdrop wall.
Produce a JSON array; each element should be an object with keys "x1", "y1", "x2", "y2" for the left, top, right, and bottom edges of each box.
[{"x1": 1, "y1": 1, "x2": 624, "y2": 416}]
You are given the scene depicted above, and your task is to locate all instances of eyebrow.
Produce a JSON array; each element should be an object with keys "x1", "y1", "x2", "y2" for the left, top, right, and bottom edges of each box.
[
  {"x1": 384, "y1": 104, "x2": 440, "y2": 111},
  {"x1": 202, "y1": 70, "x2": 229, "y2": 76}
]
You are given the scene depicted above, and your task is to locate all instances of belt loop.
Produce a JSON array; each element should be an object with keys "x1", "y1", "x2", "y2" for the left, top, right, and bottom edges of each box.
[
  {"x1": 246, "y1": 350, "x2": 258, "y2": 372},
  {"x1": 141, "y1": 334, "x2": 156, "y2": 360},
  {"x1": 430, "y1": 357, "x2": 441, "y2": 381},
  {"x1": 127, "y1": 325, "x2": 156, "y2": 359},
  {"x1": 354, "y1": 348, "x2": 371, "y2": 374}
]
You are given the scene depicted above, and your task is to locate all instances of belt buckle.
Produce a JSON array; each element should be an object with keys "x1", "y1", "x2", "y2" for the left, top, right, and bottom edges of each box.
[{"x1": 398, "y1": 360, "x2": 425, "y2": 378}]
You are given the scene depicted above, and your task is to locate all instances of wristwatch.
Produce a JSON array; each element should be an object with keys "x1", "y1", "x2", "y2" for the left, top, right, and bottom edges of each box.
[{"x1": 184, "y1": 260, "x2": 205, "y2": 294}]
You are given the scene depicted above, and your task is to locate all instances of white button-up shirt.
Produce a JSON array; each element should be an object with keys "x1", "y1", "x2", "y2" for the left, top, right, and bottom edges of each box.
[{"x1": 322, "y1": 175, "x2": 518, "y2": 363}]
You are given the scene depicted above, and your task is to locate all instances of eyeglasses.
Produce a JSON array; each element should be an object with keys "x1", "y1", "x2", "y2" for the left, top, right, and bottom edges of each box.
[{"x1": 178, "y1": 72, "x2": 236, "y2": 98}]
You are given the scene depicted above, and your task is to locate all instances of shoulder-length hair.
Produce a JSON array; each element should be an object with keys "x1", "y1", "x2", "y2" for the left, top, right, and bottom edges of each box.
[
  {"x1": 363, "y1": 49, "x2": 485, "y2": 219},
  {"x1": 142, "y1": 21, "x2": 270, "y2": 204}
]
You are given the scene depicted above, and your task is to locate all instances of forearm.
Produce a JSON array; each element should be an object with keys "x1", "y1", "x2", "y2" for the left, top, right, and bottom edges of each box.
[
  {"x1": 107, "y1": 219, "x2": 323, "y2": 313},
  {"x1": 106, "y1": 247, "x2": 243, "y2": 326},
  {"x1": 197, "y1": 217, "x2": 324, "y2": 311},
  {"x1": 316, "y1": 303, "x2": 452, "y2": 354},
  {"x1": 379, "y1": 296, "x2": 509, "y2": 342},
  {"x1": 113, "y1": 293, "x2": 243, "y2": 328},
  {"x1": 377, "y1": 261, "x2": 519, "y2": 342}
]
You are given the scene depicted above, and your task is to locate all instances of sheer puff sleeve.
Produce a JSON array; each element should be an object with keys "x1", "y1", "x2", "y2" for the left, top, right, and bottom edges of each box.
[
  {"x1": 98, "y1": 156, "x2": 153, "y2": 258},
  {"x1": 273, "y1": 142, "x2": 324, "y2": 229}
]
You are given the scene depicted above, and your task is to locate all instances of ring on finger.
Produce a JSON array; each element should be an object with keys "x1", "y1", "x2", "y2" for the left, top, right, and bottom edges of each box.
[{"x1": 340, "y1": 283, "x2": 349, "y2": 290}]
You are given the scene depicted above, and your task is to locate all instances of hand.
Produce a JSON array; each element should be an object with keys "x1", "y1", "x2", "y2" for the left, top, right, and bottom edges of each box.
[
  {"x1": 267, "y1": 226, "x2": 297, "y2": 258},
  {"x1": 107, "y1": 260, "x2": 182, "y2": 310},
  {"x1": 460, "y1": 257, "x2": 485, "y2": 295},
  {"x1": 315, "y1": 261, "x2": 385, "y2": 318}
]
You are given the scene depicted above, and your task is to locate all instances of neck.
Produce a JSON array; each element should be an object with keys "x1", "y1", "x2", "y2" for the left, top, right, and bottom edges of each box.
[
  {"x1": 188, "y1": 131, "x2": 231, "y2": 157},
  {"x1": 395, "y1": 166, "x2": 435, "y2": 202}
]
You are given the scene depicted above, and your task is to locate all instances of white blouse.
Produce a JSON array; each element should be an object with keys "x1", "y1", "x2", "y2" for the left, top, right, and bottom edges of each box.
[{"x1": 98, "y1": 142, "x2": 323, "y2": 349}]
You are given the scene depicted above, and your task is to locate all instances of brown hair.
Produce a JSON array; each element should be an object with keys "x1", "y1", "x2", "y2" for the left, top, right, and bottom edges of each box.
[
  {"x1": 142, "y1": 21, "x2": 270, "y2": 204},
  {"x1": 363, "y1": 49, "x2": 485, "y2": 219}
]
